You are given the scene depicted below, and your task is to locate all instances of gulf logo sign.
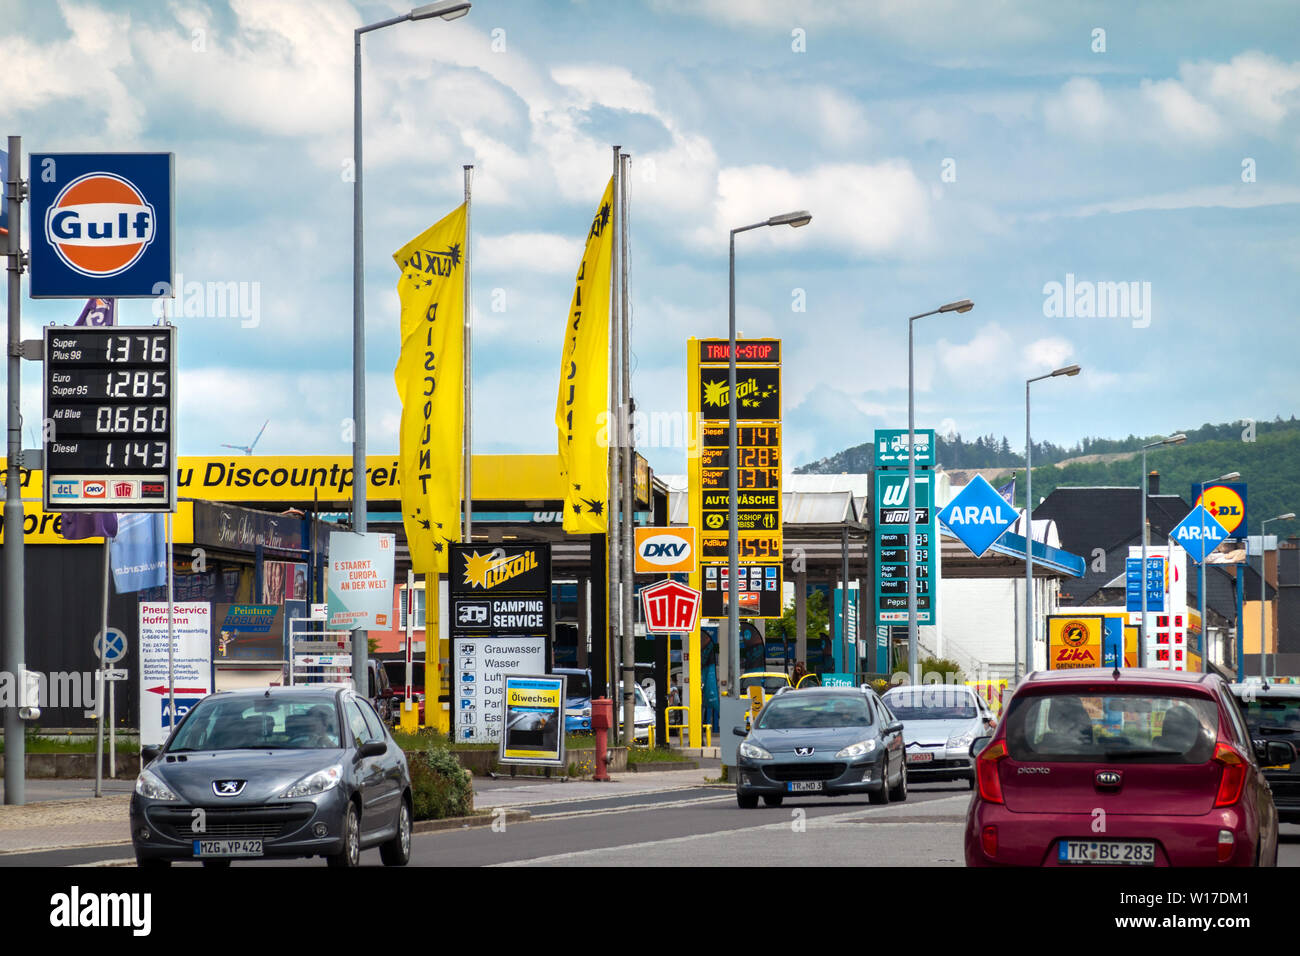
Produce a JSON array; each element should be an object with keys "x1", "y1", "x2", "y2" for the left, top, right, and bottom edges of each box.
[
  {"x1": 29, "y1": 153, "x2": 173, "y2": 298},
  {"x1": 44, "y1": 173, "x2": 156, "y2": 277},
  {"x1": 1195, "y1": 483, "x2": 1247, "y2": 537},
  {"x1": 634, "y1": 526, "x2": 697, "y2": 574}
]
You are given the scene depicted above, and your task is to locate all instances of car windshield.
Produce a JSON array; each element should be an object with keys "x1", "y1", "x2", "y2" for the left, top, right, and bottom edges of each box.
[
  {"x1": 741, "y1": 675, "x2": 789, "y2": 694},
  {"x1": 1004, "y1": 693, "x2": 1218, "y2": 764},
  {"x1": 1237, "y1": 695, "x2": 1300, "y2": 735},
  {"x1": 168, "y1": 695, "x2": 342, "y2": 751},
  {"x1": 883, "y1": 686, "x2": 977, "y2": 720},
  {"x1": 757, "y1": 695, "x2": 872, "y2": 730},
  {"x1": 563, "y1": 673, "x2": 591, "y2": 703},
  {"x1": 383, "y1": 662, "x2": 424, "y2": 689}
]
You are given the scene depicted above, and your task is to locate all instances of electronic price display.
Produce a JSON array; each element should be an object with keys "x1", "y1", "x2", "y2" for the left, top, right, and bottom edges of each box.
[{"x1": 42, "y1": 326, "x2": 177, "y2": 512}]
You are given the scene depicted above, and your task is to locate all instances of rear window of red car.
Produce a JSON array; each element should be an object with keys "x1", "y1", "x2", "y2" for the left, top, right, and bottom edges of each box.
[{"x1": 1004, "y1": 692, "x2": 1218, "y2": 764}]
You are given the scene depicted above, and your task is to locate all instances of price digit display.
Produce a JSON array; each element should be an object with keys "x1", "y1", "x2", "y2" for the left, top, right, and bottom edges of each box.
[{"x1": 43, "y1": 326, "x2": 176, "y2": 512}]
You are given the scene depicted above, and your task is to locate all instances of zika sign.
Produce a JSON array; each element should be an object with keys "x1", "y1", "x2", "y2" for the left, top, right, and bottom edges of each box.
[
  {"x1": 29, "y1": 152, "x2": 175, "y2": 298},
  {"x1": 326, "y1": 532, "x2": 396, "y2": 630},
  {"x1": 43, "y1": 326, "x2": 177, "y2": 512},
  {"x1": 499, "y1": 675, "x2": 566, "y2": 767},
  {"x1": 1047, "y1": 615, "x2": 1104, "y2": 670},
  {"x1": 138, "y1": 602, "x2": 212, "y2": 747},
  {"x1": 641, "y1": 579, "x2": 703, "y2": 633},
  {"x1": 634, "y1": 526, "x2": 697, "y2": 574}
]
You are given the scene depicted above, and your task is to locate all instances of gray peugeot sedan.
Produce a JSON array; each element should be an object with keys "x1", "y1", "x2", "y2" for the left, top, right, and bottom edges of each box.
[
  {"x1": 882, "y1": 684, "x2": 998, "y2": 787},
  {"x1": 131, "y1": 686, "x2": 411, "y2": 867},
  {"x1": 734, "y1": 687, "x2": 906, "y2": 807}
]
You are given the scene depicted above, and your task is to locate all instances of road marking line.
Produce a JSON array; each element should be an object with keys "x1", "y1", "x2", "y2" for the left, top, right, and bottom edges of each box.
[{"x1": 491, "y1": 794, "x2": 970, "y2": 866}]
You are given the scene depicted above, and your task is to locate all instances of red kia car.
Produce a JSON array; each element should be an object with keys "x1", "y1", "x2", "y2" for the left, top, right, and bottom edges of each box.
[{"x1": 965, "y1": 668, "x2": 1295, "y2": 867}]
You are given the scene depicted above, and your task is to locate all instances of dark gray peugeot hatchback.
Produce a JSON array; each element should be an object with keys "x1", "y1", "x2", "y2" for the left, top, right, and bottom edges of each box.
[{"x1": 131, "y1": 686, "x2": 411, "y2": 867}]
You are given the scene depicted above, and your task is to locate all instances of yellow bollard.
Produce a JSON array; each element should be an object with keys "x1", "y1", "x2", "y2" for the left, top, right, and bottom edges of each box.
[{"x1": 399, "y1": 700, "x2": 419, "y2": 735}]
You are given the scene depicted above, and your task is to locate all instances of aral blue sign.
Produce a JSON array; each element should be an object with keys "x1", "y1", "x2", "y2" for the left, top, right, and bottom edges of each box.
[
  {"x1": 29, "y1": 152, "x2": 174, "y2": 298},
  {"x1": 1170, "y1": 505, "x2": 1231, "y2": 564},
  {"x1": 938, "y1": 475, "x2": 1017, "y2": 559}
]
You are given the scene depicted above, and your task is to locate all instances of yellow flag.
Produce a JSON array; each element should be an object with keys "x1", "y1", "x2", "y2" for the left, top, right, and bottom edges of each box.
[
  {"x1": 555, "y1": 178, "x2": 615, "y2": 534},
  {"x1": 393, "y1": 204, "x2": 466, "y2": 573}
]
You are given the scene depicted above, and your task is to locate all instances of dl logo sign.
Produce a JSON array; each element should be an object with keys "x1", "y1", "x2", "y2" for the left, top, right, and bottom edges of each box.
[
  {"x1": 29, "y1": 152, "x2": 174, "y2": 298},
  {"x1": 633, "y1": 526, "x2": 697, "y2": 574}
]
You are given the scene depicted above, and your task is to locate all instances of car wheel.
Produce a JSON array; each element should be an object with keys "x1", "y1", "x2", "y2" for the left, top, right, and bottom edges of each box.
[
  {"x1": 890, "y1": 763, "x2": 908, "y2": 802},
  {"x1": 136, "y1": 856, "x2": 170, "y2": 869},
  {"x1": 736, "y1": 792, "x2": 759, "y2": 809},
  {"x1": 327, "y1": 802, "x2": 362, "y2": 868},
  {"x1": 380, "y1": 799, "x2": 412, "y2": 867},
  {"x1": 869, "y1": 762, "x2": 891, "y2": 805},
  {"x1": 762, "y1": 794, "x2": 784, "y2": 808}
]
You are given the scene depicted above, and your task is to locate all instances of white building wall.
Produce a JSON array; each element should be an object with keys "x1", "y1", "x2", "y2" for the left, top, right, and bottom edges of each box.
[{"x1": 928, "y1": 576, "x2": 1062, "y2": 680}]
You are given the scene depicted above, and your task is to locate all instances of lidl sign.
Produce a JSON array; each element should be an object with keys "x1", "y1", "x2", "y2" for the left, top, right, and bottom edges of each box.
[{"x1": 1192, "y1": 482, "x2": 1247, "y2": 539}]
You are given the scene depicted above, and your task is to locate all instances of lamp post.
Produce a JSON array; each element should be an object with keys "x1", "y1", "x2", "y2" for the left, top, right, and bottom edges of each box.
[
  {"x1": 1139, "y1": 433, "x2": 1186, "y2": 667},
  {"x1": 1022, "y1": 364, "x2": 1080, "y2": 681},
  {"x1": 1195, "y1": 471, "x2": 1240, "y2": 671},
  {"x1": 352, "y1": 1, "x2": 470, "y2": 693},
  {"x1": 726, "y1": 210, "x2": 811, "y2": 695},
  {"x1": 1261, "y1": 513, "x2": 1296, "y2": 679},
  {"x1": 907, "y1": 298, "x2": 973, "y2": 685}
]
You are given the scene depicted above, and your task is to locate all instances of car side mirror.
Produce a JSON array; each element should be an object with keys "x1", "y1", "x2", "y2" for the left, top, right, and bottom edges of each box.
[
  {"x1": 733, "y1": 725, "x2": 748, "y2": 737},
  {"x1": 970, "y1": 735, "x2": 994, "y2": 758},
  {"x1": 1264, "y1": 741, "x2": 1297, "y2": 767},
  {"x1": 884, "y1": 721, "x2": 903, "y2": 735},
  {"x1": 356, "y1": 740, "x2": 386, "y2": 759},
  {"x1": 141, "y1": 746, "x2": 161, "y2": 764}
]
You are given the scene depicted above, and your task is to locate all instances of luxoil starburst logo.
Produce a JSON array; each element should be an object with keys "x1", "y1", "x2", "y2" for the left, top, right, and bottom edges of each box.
[{"x1": 461, "y1": 550, "x2": 539, "y2": 590}]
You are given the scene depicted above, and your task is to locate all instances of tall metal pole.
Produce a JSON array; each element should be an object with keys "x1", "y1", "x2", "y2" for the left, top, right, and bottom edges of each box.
[
  {"x1": 906, "y1": 316, "x2": 917, "y2": 685},
  {"x1": 167, "y1": 513, "x2": 175, "y2": 733},
  {"x1": 607, "y1": 146, "x2": 622, "y2": 742},
  {"x1": 463, "y1": 165, "x2": 473, "y2": 545},
  {"x1": 351, "y1": 26, "x2": 369, "y2": 696},
  {"x1": 1261, "y1": 522, "x2": 1270, "y2": 680},
  {"x1": 1024, "y1": 381, "x2": 1033, "y2": 679},
  {"x1": 5, "y1": 134, "x2": 26, "y2": 805},
  {"x1": 1198, "y1": 481, "x2": 1207, "y2": 672},
  {"x1": 727, "y1": 230, "x2": 739, "y2": 697},
  {"x1": 95, "y1": 540, "x2": 109, "y2": 798},
  {"x1": 841, "y1": 525, "x2": 850, "y2": 678},
  {"x1": 1140, "y1": 447, "x2": 1149, "y2": 668},
  {"x1": 619, "y1": 152, "x2": 635, "y2": 745}
]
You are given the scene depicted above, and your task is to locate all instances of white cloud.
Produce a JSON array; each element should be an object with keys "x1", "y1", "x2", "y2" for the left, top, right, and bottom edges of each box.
[
  {"x1": 1033, "y1": 184, "x2": 1300, "y2": 220},
  {"x1": 936, "y1": 323, "x2": 1015, "y2": 380},
  {"x1": 1180, "y1": 51, "x2": 1300, "y2": 129},
  {"x1": 1022, "y1": 337, "x2": 1074, "y2": 373},
  {"x1": 1044, "y1": 77, "x2": 1114, "y2": 137},
  {"x1": 477, "y1": 232, "x2": 584, "y2": 275},
  {"x1": 1139, "y1": 78, "x2": 1223, "y2": 141},
  {"x1": 697, "y1": 161, "x2": 931, "y2": 256}
]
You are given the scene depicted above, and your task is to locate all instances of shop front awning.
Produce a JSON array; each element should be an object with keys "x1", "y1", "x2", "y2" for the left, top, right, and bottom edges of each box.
[{"x1": 986, "y1": 530, "x2": 1086, "y2": 578}]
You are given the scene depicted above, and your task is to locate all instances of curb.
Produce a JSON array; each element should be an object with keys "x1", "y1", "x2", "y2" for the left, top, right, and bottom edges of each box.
[
  {"x1": 627, "y1": 761, "x2": 700, "y2": 772},
  {"x1": 413, "y1": 809, "x2": 531, "y2": 833}
]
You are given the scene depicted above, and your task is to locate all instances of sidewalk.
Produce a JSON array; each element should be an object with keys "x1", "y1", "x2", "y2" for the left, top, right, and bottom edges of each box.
[
  {"x1": 0, "y1": 795, "x2": 133, "y2": 854},
  {"x1": 474, "y1": 760, "x2": 725, "y2": 809}
]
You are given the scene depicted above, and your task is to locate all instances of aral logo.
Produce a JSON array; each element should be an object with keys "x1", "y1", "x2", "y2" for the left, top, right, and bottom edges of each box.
[{"x1": 45, "y1": 172, "x2": 157, "y2": 278}]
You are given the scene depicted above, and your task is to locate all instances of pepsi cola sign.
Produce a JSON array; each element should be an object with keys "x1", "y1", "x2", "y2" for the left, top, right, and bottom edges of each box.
[{"x1": 29, "y1": 153, "x2": 174, "y2": 298}]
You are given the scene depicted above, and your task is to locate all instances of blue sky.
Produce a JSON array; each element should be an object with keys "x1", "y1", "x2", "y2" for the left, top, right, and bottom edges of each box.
[{"x1": 4, "y1": 0, "x2": 1299, "y2": 475}]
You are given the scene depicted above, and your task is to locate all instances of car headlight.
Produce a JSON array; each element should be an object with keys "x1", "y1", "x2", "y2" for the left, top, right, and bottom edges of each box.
[
  {"x1": 739, "y1": 740, "x2": 773, "y2": 760},
  {"x1": 946, "y1": 732, "x2": 976, "y2": 750},
  {"x1": 836, "y1": 739, "x2": 878, "y2": 758},
  {"x1": 279, "y1": 764, "x2": 343, "y2": 799},
  {"x1": 135, "y1": 768, "x2": 179, "y2": 802}
]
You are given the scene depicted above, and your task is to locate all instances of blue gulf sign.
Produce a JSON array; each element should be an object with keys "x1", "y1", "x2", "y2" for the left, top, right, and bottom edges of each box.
[
  {"x1": 938, "y1": 474, "x2": 1017, "y2": 559},
  {"x1": 29, "y1": 152, "x2": 174, "y2": 298},
  {"x1": 1170, "y1": 505, "x2": 1231, "y2": 564}
]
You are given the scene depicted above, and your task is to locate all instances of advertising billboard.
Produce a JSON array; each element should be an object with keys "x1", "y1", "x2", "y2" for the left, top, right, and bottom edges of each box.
[
  {"x1": 139, "y1": 602, "x2": 212, "y2": 747},
  {"x1": 327, "y1": 532, "x2": 395, "y2": 630},
  {"x1": 1047, "y1": 615, "x2": 1104, "y2": 670},
  {"x1": 498, "y1": 674, "x2": 566, "y2": 767}
]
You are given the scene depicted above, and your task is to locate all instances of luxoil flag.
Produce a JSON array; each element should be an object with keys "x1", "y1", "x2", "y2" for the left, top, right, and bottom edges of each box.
[
  {"x1": 393, "y1": 204, "x2": 466, "y2": 573},
  {"x1": 555, "y1": 177, "x2": 615, "y2": 534}
]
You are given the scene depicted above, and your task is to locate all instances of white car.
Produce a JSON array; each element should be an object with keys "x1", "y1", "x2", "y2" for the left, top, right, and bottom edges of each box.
[
  {"x1": 881, "y1": 684, "x2": 998, "y2": 788},
  {"x1": 615, "y1": 682, "x2": 655, "y2": 743}
]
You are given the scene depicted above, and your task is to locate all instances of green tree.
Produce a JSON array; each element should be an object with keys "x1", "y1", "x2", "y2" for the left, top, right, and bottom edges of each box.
[{"x1": 766, "y1": 589, "x2": 830, "y2": 643}]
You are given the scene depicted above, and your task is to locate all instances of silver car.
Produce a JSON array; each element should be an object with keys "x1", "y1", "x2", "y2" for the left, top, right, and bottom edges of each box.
[
  {"x1": 131, "y1": 686, "x2": 411, "y2": 868},
  {"x1": 882, "y1": 684, "x2": 998, "y2": 788}
]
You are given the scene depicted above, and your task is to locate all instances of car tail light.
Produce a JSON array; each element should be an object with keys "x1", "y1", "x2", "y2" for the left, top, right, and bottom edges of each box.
[
  {"x1": 1213, "y1": 742, "x2": 1247, "y2": 807},
  {"x1": 982, "y1": 825, "x2": 998, "y2": 858},
  {"x1": 1216, "y1": 829, "x2": 1234, "y2": 863},
  {"x1": 977, "y1": 740, "x2": 1008, "y2": 804}
]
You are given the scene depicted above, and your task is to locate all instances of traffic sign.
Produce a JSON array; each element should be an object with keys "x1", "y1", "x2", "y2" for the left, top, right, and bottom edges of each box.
[
  {"x1": 94, "y1": 627, "x2": 128, "y2": 663},
  {"x1": 103, "y1": 668, "x2": 128, "y2": 682},
  {"x1": 938, "y1": 474, "x2": 1017, "y2": 559},
  {"x1": 28, "y1": 152, "x2": 175, "y2": 298},
  {"x1": 874, "y1": 428, "x2": 936, "y2": 468},
  {"x1": 1170, "y1": 505, "x2": 1231, "y2": 564}
]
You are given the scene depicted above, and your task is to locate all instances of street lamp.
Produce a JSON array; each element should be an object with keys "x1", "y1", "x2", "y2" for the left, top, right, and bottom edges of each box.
[
  {"x1": 726, "y1": 211, "x2": 811, "y2": 696},
  {"x1": 1022, "y1": 364, "x2": 1080, "y2": 681},
  {"x1": 1138, "y1": 433, "x2": 1186, "y2": 668},
  {"x1": 1194, "y1": 471, "x2": 1240, "y2": 672},
  {"x1": 352, "y1": 1, "x2": 470, "y2": 693},
  {"x1": 907, "y1": 298, "x2": 973, "y2": 684},
  {"x1": 1261, "y1": 513, "x2": 1296, "y2": 679}
]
